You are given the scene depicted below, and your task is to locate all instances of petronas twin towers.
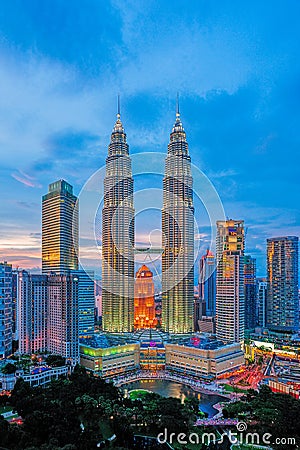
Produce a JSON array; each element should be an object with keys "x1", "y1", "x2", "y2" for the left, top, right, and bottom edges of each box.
[{"x1": 102, "y1": 104, "x2": 194, "y2": 334}]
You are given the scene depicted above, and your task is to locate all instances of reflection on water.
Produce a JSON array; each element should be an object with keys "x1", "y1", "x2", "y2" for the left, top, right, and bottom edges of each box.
[{"x1": 123, "y1": 379, "x2": 227, "y2": 418}]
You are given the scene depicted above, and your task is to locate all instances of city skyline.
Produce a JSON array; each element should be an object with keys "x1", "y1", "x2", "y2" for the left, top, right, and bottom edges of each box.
[
  {"x1": 0, "y1": 1, "x2": 300, "y2": 277},
  {"x1": 0, "y1": 110, "x2": 299, "y2": 281},
  {"x1": 1, "y1": 5, "x2": 300, "y2": 448}
]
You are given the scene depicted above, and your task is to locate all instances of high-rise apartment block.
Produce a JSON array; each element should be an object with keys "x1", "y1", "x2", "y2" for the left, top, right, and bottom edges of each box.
[
  {"x1": 162, "y1": 109, "x2": 194, "y2": 334},
  {"x1": 244, "y1": 255, "x2": 256, "y2": 330},
  {"x1": 18, "y1": 271, "x2": 48, "y2": 354},
  {"x1": 0, "y1": 262, "x2": 12, "y2": 358},
  {"x1": 216, "y1": 220, "x2": 245, "y2": 343},
  {"x1": 47, "y1": 274, "x2": 79, "y2": 364},
  {"x1": 199, "y1": 249, "x2": 216, "y2": 317},
  {"x1": 102, "y1": 111, "x2": 135, "y2": 333},
  {"x1": 18, "y1": 271, "x2": 79, "y2": 364},
  {"x1": 42, "y1": 179, "x2": 78, "y2": 274},
  {"x1": 267, "y1": 236, "x2": 299, "y2": 333},
  {"x1": 11, "y1": 270, "x2": 19, "y2": 341}
]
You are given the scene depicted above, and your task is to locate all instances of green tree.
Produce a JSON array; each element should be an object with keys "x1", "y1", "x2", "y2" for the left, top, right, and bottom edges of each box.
[
  {"x1": 45, "y1": 355, "x2": 66, "y2": 367},
  {"x1": 1, "y1": 362, "x2": 17, "y2": 374}
]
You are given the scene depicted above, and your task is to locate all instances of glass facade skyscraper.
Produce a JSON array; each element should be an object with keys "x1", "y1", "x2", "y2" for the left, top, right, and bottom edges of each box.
[
  {"x1": 257, "y1": 277, "x2": 267, "y2": 328},
  {"x1": 216, "y1": 220, "x2": 245, "y2": 343},
  {"x1": 244, "y1": 255, "x2": 256, "y2": 330},
  {"x1": 42, "y1": 179, "x2": 78, "y2": 274},
  {"x1": 267, "y1": 236, "x2": 299, "y2": 333},
  {"x1": 72, "y1": 270, "x2": 95, "y2": 337},
  {"x1": 199, "y1": 249, "x2": 216, "y2": 317},
  {"x1": 162, "y1": 110, "x2": 194, "y2": 334},
  {"x1": 102, "y1": 111, "x2": 135, "y2": 333}
]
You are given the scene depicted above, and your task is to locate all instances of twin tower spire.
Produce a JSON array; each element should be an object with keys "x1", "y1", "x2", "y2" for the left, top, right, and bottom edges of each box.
[{"x1": 102, "y1": 98, "x2": 194, "y2": 334}]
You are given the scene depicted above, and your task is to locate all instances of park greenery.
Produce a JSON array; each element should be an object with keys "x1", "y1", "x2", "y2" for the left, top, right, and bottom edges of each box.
[
  {"x1": 0, "y1": 367, "x2": 300, "y2": 449},
  {"x1": 0, "y1": 365, "x2": 197, "y2": 450},
  {"x1": 1, "y1": 363, "x2": 17, "y2": 374},
  {"x1": 223, "y1": 385, "x2": 300, "y2": 449}
]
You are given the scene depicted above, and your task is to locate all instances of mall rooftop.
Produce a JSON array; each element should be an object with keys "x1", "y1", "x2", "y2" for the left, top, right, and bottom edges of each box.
[{"x1": 79, "y1": 333, "x2": 139, "y2": 349}]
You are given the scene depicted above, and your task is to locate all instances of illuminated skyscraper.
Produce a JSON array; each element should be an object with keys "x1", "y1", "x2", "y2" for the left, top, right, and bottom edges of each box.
[
  {"x1": 216, "y1": 220, "x2": 245, "y2": 343},
  {"x1": 42, "y1": 179, "x2": 78, "y2": 274},
  {"x1": 102, "y1": 108, "x2": 135, "y2": 333},
  {"x1": 162, "y1": 107, "x2": 194, "y2": 334},
  {"x1": 199, "y1": 249, "x2": 216, "y2": 317},
  {"x1": 0, "y1": 262, "x2": 12, "y2": 358},
  {"x1": 134, "y1": 265, "x2": 157, "y2": 330},
  {"x1": 244, "y1": 255, "x2": 256, "y2": 330},
  {"x1": 267, "y1": 236, "x2": 299, "y2": 333}
]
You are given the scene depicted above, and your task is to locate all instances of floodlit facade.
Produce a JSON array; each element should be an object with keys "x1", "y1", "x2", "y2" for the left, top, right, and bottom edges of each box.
[
  {"x1": 267, "y1": 236, "x2": 299, "y2": 332},
  {"x1": 80, "y1": 335, "x2": 139, "y2": 377},
  {"x1": 0, "y1": 262, "x2": 13, "y2": 358},
  {"x1": 102, "y1": 110, "x2": 135, "y2": 333},
  {"x1": 42, "y1": 179, "x2": 78, "y2": 274},
  {"x1": 162, "y1": 108, "x2": 194, "y2": 334},
  {"x1": 165, "y1": 339, "x2": 244, "y2": 378},
  {"x1": 244, "y1": 255, "x2": 256, "y2": 330},
  {"x1": 216, "y1": 220, "x2": 245, "y2": 343},
  {"x1": 134, "y1": 265, "x2": 157, "y2": 329}
]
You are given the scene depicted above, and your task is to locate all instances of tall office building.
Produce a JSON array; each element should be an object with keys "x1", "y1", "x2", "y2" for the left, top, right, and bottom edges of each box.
[
  {"x1": 257, "y1": 277, "x2": 267, "y2": 328},
  {"x1": 18, "y1": 271, "x2": 48, "y2": 354},
  {"x1": 42, "y1": 179, "x2": 78, "y2": 274},
  {"x1": 216, "y1": 220, "x2": 245, "y2": 343},
  {"x1": 244, "y1": 255, "x2": 256, "y2": 330},
  {"x1": 266, "y1": 236, "x2": 299, "y2": 333},
  {"x1": 134, "y1": 265, "x2": 157, "y2": 330},
  {"x1": 162, "y1": 108, "x2": 194, "y2": 334},
  {"x1": 199, "y1": 249, "x2": 216, "y2": 317},
  {"x1": 102, "y1": 109, "x2": 135, "y2": 333},
  {"x1": 72, "y1": 270, "x2": 95, "y2": 336},
  {"x1": 48, "y1": 274, "x2": 79, "y2": 364},
  {"x1": 0, "y1": 262, "x2": 12, "y2": 358}
]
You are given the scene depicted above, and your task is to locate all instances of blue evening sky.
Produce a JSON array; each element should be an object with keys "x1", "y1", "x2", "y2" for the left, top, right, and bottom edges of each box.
[{"x1": 0, "y1": 0, "x2": 299, "y2": 278}]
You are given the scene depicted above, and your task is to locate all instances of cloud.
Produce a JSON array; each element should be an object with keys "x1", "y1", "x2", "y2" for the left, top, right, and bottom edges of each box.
[
  {"x1": 0, "y1": 0, "x2": 299, "y2": 278},
  {"x1": 11, "y1": 172, "x2": 42, "y2": 188}
]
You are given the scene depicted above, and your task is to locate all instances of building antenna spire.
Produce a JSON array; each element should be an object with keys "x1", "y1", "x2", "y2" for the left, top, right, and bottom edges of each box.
[
  {"x1": 176, "y1": 92, "x2": 180, "y2": 119},
  {"x1": 117, "y1": 94, "x2": 120, "y2": 119}
]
